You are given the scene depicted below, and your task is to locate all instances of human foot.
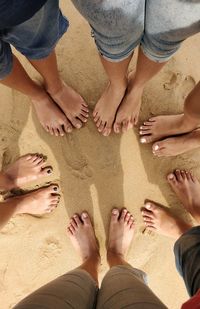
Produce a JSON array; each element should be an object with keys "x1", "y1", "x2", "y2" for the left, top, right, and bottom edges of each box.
[
  {"x1": 140, "y1": 114, "x2": 199, "y2": 144},
  {"x1": 0, "y1": 154, "x2": 53, "y2": 190},
  {"x1": 141, "y1": 201, "x2": 192, "y2": 239},
  {"x1": 167, "y1": 169, "x2": 200, "y2": 223},
  {"x1": 31, "y1": 90, "x2": 72, "y2": 136},
  {"x1": 67, "y1": 212, "x2": 100, "y2": 262},
  {"x1": 152, "y1": 129, "x2": 200, "y2": 157},
  {"x1": 10, "y1": 184, "x2": 60, "y2": 215},
  {"x1": 93, "y1": 82, "x2": 127, "y2": 136},
  {"x1": 47, "y1": 82, "x2": 89, "y2": 130},
  {"x1": 107, "y1": 208, "x2": 135, "y2": 259},
  {"x1": 113, "y1": 72, "x2": 143, "y2": 133}
]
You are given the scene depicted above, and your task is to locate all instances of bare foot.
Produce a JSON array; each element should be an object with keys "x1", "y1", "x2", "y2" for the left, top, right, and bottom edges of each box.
[
  {"x1": 107, "y1": 208, "x2": 135, "y2": 258},
  {"x1": 67, "y1": 212, "x2": 100, "y2": 262},
  {"x1": 0, "y1": 154, "x2": 53, "y2": 190},
  {"x1": 48, "y1": 82, "x2": 89, "y2": 130},
  {"x1": 93, "y1": 82, "x2": 127, "y2": 136},
  {"x1": 31, "y1": 91, "x2": 72, "y2": 136},
  {"x1": 141, "y1": 201, "x2": 192, "y2": 239},
  {"x1": 140, "y1": 114, "x2": 199, "y2": 144},
  {"x1": 152, "y1": 129, "x2": 200, "y2": 157},
  {"x1": 11, "y1": 184, "x2": 60, "y2": 215},
  {"x1": 167, "y1": 169, "x2": 200, "y2": 223},
  {"x1": 114, "y1": 73, "x2": 143, "y2": 133}
]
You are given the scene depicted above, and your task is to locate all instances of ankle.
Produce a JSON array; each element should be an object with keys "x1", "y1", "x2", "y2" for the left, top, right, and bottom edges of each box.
[
  {"x1": 0, "y1": 172, "x2": 14, "y2": 191},
  {"x1": 109, "y1": 78, "x2": 128, "y2": 91},
  {"x1": 44, "y1": 79, "x2": 63, "y2": 96}
]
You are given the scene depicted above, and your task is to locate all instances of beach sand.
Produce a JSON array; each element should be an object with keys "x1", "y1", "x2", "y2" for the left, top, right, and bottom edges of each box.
[{"x1": 0, "y1": 2, "x2": 200, "y2": 308}]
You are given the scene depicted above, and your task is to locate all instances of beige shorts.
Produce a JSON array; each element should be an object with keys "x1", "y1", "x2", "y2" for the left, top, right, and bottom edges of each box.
[{"x1": 14, "y1": 265, "x2": 167, "y2": 309}]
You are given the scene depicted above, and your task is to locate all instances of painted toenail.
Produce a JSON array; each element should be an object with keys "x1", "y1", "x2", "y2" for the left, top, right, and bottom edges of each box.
[
  {"x1": 140, "y1": 137, "x2": 146, "y2": 143},
  {"x1": 112, "y1": 209, "x2": 118, "y2": 215},
  {"x1": 154, "y1": 145, "x2": 159, "y2": 151},
  {"x1": 82, "y1": 212, "x2": 88, "y2": 218},
  {"x1": 145, "y1": 203, "x2": 151, "y2": 209},
  {"x1": 168, "y1": 173, "x2": 174, "y2": 180}
]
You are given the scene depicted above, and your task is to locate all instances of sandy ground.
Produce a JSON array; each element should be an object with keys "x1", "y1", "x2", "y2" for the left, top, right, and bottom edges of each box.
[{"x1": 0, "y1": 2, "x2": 200, "y2": 308}]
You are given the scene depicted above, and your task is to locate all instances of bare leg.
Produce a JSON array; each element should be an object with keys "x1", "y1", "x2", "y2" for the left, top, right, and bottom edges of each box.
[
  {"x1": 114, "y1": 48, "x2": 166, "y2": 133},
  {"x1": 1, "y1": 55, "x2": 72, "y2": 136},
  {"x1": 29, "y1": 51, "x2": 89, "y2": 130},
  {"x1": 67, "y1": 212, "x2": 100, "y2": 284},
  {"x1": 151, "y1": 128, "x2": 200, "y2": 157},
  {"x1": 0, "y1": 153, "x2": 53, "y2": 191},
  {"x1": 93, "y1": 54, "x2": 132, "y2": 136},
  {"x1": 107, "y1": 208, "x2": 135, "y2": 267},
  {"x1": 0, "y1": 184, "x2": 60, "y2": 230},
  {"x1": 140, "y1": 81, "x2": 200, "y2": 144}
]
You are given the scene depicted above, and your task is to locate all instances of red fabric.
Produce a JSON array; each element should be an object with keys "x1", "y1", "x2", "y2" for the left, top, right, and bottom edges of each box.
[{"x1": 182, "y1": 289, "x2": 200, "y2": 309}]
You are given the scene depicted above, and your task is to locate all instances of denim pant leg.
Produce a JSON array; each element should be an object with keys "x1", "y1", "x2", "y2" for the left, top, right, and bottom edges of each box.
[
  {"x1": 174, "y1": 226, "x2": 200, "y2": 297},
  {"x1": 141, "y1": 0, "x2": 200, "y2": 62},
  {"x1": 14, "y1": 269, "x2": 98, "y2": 309},
  {"x1": 0, "y1": 0, "x2": 69, "y2": 80},
  {"x1": 71, "y1": 0, "x2": 145, "y2": 62},
  {"x1": 96, "y1": 265, "x2": 167, "y2": 309}
]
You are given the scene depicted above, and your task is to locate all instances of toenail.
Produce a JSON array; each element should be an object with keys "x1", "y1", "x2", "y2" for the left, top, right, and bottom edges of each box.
[
  {"x1": 154, "y1": 145, "x2": 159, "y2": 151},
  {"x1": 47, "y1": 169, "x2": 52, "y2": 174},
  {"x1": 168, "y1": 173, "x2": 174, "y2": 180},
  {"x1": 140, "y1": 137, "x2": 146, "y2": 143},
  {"x1": 123, "y1": 209, "x2": 127, "y2": 212},
  {"x1": 112, "y1": 209, "x2": 118, "y2": 215},
  {"x1": 145, "y1": 203, "x2": 151, "y2": 209},
  {"x1": 76, "y1": 124, "x2": 82, "y2": 129},
  {"x1": 82, "y1": 212, "x2": 88, "y2": 218}
]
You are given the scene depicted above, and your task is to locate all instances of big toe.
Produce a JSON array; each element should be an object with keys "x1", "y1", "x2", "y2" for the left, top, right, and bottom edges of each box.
[
  {"x1": 140, "y1": 135, "x2": 154, "y2": 144},
  {"x1": 167, "y1": 172, "x2": 178, "y2": 186},
  {"x1": 81, "y1": 212, "x2": 91, "y2": 226},
  {"x1": 111, "y1": 208, "x2": 120, "y2": 222}
]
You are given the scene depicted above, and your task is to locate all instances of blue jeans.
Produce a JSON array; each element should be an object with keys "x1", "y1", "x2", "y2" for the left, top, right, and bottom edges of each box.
[
  {"x1": 71, "y1": 0, "x2": 200, "y2": 62},
  {"x1": 0, "y1": 0, "x2": 69, "y2": 79},
  {"x1": 174, "y1": 226, "x2": 200, "y2": 297}
]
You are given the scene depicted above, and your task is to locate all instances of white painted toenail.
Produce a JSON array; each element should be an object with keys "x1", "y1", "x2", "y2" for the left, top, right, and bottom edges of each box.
[
  {"x1": 168, "y1": 174, "x2": 174, "y2": 180},
  {"x1": 145, "y1": 203, "x2": 151, "y2": 209},
  {"x1": 140, "y1": 138, "x2": 146, "y2": 143},
  {"x1": 112, "y1": 209, "x2": 118, "y2": 214},
  {"x1": 82, "y1": 212, "x2": 88, "y2": 218},
  {"x1": 154, "y1": 145, "x2": 159, "y2": 151}
]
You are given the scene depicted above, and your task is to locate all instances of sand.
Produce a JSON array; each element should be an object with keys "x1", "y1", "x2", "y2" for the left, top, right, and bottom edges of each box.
[{"x1": 0, "y1": 2, "x2": 200, "y2": 308}]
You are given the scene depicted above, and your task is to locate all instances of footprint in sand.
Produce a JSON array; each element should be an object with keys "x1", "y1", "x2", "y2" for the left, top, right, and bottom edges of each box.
[
  {"x1": 163, "y1": 71, "x2": 182, "y2": 90},
  {"x1": 181, "y1": 75, "x2": 196, "y2": 99},
  {"x1": 61, "y1": 134, "x2": 93, "y2": 180},
  {"x1": 40, "y1": 237, "x2": 62, "y2": 261}
]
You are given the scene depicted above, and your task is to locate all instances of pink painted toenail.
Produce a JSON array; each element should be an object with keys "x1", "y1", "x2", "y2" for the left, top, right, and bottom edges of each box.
[
  {"x1": 154, "y1": 145, "x2": 159, "y2": 151},
  {"x1": 168, "y1": 173, "x2": 174, "y2": 180},
  {"x1": 140, "y1": 137, "x2": 146, "y2": 143}
]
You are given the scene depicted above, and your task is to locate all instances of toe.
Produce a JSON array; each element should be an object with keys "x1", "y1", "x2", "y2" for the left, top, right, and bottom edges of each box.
[
  {"x1": 73, "y1": 214, "x2": 82, "y2": 226},
  {"x1": 96, "y1": 118, "x2": 102, "y2": 128},
  {"x1": 140, "y1": 136, "x2": 154, "y2": 144},
  {"x1": 152, "y1": 142, "x2": 163, "y2": 154},
  {"x1": 98, "y1": 121, "x2": 106, "y2": 132},
  {"x1": 122, "y1": 120, "x2": 129, "y2": 133},
  {"x1": 40, "y1": 167, "x2": 53, "y2": 176},
  {"x1": 128, "y1": 215, "x2": 134, "y2": 227},
  {"x1": 111, "y1": 208, "x2": 120, "y2": 222},
  {"x1": 78, "y1": 114, "x2": 88, "y2": 123},
  {"x1": 70, "y1": 218, "x2": 77, "y2": 229},
  {"x1": 113, "y1": 122, "x2": 121, "y2": 134},
  {"x1": 144, "y1": 202, "x2": 157, "y2": 213},
  {"x1": 175, "y1": 169, "x2": 183, "y2": 182},
  {"x1": 57, "y1": 125, "x2": 65, "y2": 137},
  {"x1": 47, "y1": 184, "x2": 59, "y2": 194},
  {"x1": 167, "y1": 172, "x2": 178, "y2": 186},
  {"x1": 139, "y1": 129, "x2": 151, "y2": 135},
  {"x1": 120, "y1": 208, "x2": 128, "y2": 220},
  {"x1": 141, "y1": 209, "x2": 154, "y2": 219},
  {"x1": 143, "y1": 217, "x2": 153, "y2": 224},
  {"x1": 180, "y1": 170, "x2": 187, "y2": 180},
  {"x1": 70, "y1": 117, "x2": 82, "y2": 129},
  {"x1": 67, "y1": 227, "x2": 73, "y2": 236},
  {"x1": 63, "y1": 119, "x2": 73, "y2": 133},
  {"x1": 124, "y1": 212, "x2": 131, "y2": 222},
  {"x1": 81, "y1": 212, "x2": 91, "y2": 226},
  {"x1": 102, "y1": 126, "x2": 112, "y2": 136}
]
